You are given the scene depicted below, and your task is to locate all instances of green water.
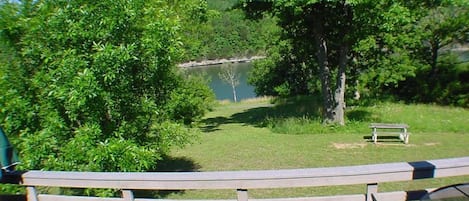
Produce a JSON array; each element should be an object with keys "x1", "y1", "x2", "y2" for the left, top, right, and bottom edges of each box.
[{"x1": 185, "y1": 62, "x2": 257, "y2": 101}]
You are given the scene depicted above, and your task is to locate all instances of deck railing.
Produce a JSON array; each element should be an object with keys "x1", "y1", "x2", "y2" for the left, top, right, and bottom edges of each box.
[{"x1": 10, "y1": 156, "x2": 469, "y2": 201}]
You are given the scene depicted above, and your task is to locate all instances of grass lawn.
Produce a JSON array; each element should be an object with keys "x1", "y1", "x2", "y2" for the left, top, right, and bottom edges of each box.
[{"x1": 161, "y1": 97, "x2": 469, "y2": 199}]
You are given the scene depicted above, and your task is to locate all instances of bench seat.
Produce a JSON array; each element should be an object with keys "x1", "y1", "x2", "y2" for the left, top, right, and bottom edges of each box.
[{"x1": 370, "y1": 123, "x2": 409, "y2": 144}]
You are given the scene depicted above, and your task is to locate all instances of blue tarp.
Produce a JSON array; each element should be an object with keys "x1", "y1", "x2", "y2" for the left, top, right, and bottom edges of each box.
[{"x1": 0, "y1": 127, "x2": 19, "y2": 179}]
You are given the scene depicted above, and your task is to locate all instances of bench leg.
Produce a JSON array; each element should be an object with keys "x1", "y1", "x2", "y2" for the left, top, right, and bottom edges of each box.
[
  {"x1": 372, "y1": 128, "x2": 377, "y2": 144},
  {"x1": 403, "y1": 128, "x2": 409, "y2": 144}
]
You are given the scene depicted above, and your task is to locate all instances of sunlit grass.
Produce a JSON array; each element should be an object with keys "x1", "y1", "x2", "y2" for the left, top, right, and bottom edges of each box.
[
  {"x1": 164, "y1": 96, "x2": 469, "y2": 200},
  {"x1": 263, "y1": 97, "x2": 469, "y2": 134}
]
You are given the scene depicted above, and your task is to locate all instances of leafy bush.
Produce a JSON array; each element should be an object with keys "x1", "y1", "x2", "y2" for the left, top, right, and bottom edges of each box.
[
  {"x1": 0, "y1": 0, "x2": 213, "y2": 174},
  {"x1": 166, "y1": 74, "x2": 215, "y2": 125}
]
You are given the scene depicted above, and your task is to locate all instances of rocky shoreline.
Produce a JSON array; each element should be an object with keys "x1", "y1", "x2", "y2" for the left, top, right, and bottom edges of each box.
[{"x1": 178, "y1": 56, "x2": 265, "y2": 68}]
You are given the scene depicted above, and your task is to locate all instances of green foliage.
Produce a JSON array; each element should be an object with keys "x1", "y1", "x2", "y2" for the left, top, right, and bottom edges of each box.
[
  {"x1": 244, "y1": 0, "x2": 469, "y2": 109},
  {"x1": 166, "y1": 75, "x2": 216, "y2": 124},
  {"x1": 353, "y1": 1, "x2": 421, "y2": 90},
  {"x1": 207, "y1": 0, "x2": 238, "y2": 10},
  {"x1": 0, "y1": 0, "x2": 213, "y2": 174},
  {"x1": 392, "y1": 54, "x2": 469, "y2": 107},
  {"x1": 53, "y1": 123, "x2": 157, "y2": 171},
  {"x1": 388, "y1": 1, "x2": 469, "y2": 107},
  {"x1": 248, "y1": 40, "x2": 318, "y2": 97},
  {"x1": 179, "y1": 1, "x2": 279, "y2": 61}
]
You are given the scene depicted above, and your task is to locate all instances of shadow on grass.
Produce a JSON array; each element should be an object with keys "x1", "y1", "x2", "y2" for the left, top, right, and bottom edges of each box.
[
  {"x1": 202, "y1": 96, "x2": 323, "y2": 131},
  {"x1": 200, "y1": 116, "x2": 232, "y2": 132},
  {"x1": 363, "y1": 135, "x2": 404, "y2": 143},
  {"x1": 202, "y1": 96, "x2": 377, "y2": 133},
  {"x1": 347, "y1": 109, "x2": 376, "y2": 122},
  {"x1": 134, "y1": 156, "x2": 201, "y2": 199},
  {"x1": 201, "y1": 105, "x2": 276, "y2": 132},
  {"x1": 154, "y1": 155, "x2": 201, "y2": 172}
]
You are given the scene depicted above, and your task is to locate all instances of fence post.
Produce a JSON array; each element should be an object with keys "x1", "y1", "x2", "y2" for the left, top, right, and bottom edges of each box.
[
  {"x1": 122, "y1": 190, "x2": 135, "y2": 201},
  {"x1": 237, "y1": 189, "x2": 248, "y2": 201},
  {"x1": 26, "y1": 186, "x2": 38, "y2": 201},
  {"x1": 366, "y1": 183, "x2": 378, "y2": 201}
]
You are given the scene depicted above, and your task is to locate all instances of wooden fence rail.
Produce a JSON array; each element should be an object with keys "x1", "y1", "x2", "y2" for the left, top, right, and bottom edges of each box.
[{"x1": 11, "y1": 156, "x2": 469, "y2": 201}]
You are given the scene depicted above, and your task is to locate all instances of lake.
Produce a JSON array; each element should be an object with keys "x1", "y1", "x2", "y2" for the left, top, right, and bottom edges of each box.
[
  {"x1": 184, "y1": 62, "x2": 257, "y2": 101},
  {"x1": 184, "y1": 50, "x2": 468, "y2": 101}
]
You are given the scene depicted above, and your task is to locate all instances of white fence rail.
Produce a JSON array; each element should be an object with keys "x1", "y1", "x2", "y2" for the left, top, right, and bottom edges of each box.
[{"x1": 20, "y1": 157, "x2": 469, "y2": 201}]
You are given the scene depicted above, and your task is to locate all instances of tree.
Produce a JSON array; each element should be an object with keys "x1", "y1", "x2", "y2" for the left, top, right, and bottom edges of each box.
[
  {"x1": 416, "y1": 2, "x2": 469, "y2": 77},
  {"x1": 0, "y1": 0, "x2": 214, "y2": 172},
  {"x1": 178, "y1": 0, "x2": 279, "y2": 61},
  {"x1": 417, "y1": 1, "x2": 469, "y2": 83},
  {"x1": 245, "y1": 0, "x2": 422, "y2": 125},
  {"x1": 390, "y1": 1, "x2": 469, "y2": 107},
  {"x1": 219, "y1": 63, "x2": 240, "y2": 102},
  {"x1": 246, "y1": 0, "x2": 352, "y2": 125}
]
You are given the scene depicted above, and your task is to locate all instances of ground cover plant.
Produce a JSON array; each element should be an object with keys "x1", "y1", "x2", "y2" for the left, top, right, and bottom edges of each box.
[{"x1": 163, "y1": 97, "x2": 469, "y2": 199}]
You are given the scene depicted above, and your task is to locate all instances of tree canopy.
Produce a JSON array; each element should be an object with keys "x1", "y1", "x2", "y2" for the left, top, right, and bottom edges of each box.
[
  {"x1": 244, "y1": 0, "x2": 469, "y2": 124},
  {"x1": 179, "y1": 0, "x2": 279, "y2": 61},
  {"x1": 0, "y1": 0, "x2": 214, "y2": 172}
]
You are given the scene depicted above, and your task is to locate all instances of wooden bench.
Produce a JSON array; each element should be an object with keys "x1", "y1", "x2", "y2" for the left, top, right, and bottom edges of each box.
[{"x1": 370, "y1": 123, "x2": 409, "y2": 144}]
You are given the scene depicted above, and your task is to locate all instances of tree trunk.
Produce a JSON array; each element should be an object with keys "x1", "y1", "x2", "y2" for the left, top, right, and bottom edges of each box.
[
  {"x1": 333, "y1": 45, "x2": 348, "y2": 126},
  {"x1": 312, "y1": 22, "x2": 337, "y2": 125},
  {"x1": 311, "y1": 1, "x2": 351, "y2": 125},
  {"x1": 218, "y1": 64, "x2": 240, "y2": 102},
  {"x1": 353, "y1": 80, "x2": 360, "y2": 100},
  {"x1": 430, "y1": 38, "x2": 440, "y2": 78},
  {"x1": 231, "y1": 83, "x2": 238, "y2": 102},
  {"x1": 332, "y1": 1, "x2": 352, "y2": 126}
]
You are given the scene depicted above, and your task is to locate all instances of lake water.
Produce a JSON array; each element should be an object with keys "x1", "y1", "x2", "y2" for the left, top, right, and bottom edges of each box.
[
  {"x1": 184, "y1": 62, "x2": 257, "y2": 101},
  {"x1": 184, "y1": 50, "x2": 468, "y2": 101}
]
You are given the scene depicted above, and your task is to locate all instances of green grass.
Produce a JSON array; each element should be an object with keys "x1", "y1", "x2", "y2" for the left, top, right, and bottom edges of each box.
[{"x1": 158, "y1": 97, "x2": 469, "y2": 200}]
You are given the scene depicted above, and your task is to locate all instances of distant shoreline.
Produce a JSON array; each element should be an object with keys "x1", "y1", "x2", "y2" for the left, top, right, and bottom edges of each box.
[{"x1": 178, "y1": 56, "x2": 265, "y2": 68}]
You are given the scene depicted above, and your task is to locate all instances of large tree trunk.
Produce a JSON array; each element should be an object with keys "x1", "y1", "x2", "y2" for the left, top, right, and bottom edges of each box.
[
  {"x1": 311, "y1": 1, "x2": 350, "y2": 125},
  {"x1": 312, "y1": 21, "x2": 339, "y2": 125},
  {"x1": 333, "y1": 45, "x2": 348, "y2": 125}
]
